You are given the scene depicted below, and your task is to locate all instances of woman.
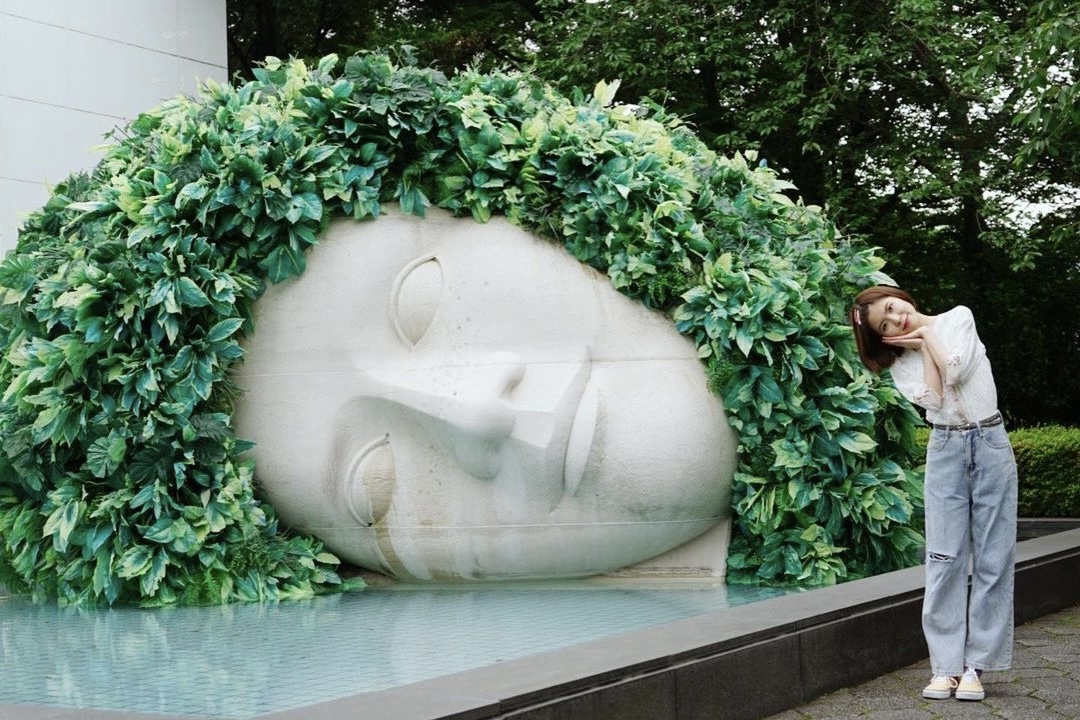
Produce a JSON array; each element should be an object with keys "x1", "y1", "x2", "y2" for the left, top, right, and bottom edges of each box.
[{"x1": 850, "y1": 285, "x2": 1017, "y2": 702}]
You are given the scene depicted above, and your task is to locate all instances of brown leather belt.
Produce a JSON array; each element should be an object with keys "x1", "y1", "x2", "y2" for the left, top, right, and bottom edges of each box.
[{"x1": 931, "y1": 413, "x2": 1003, "y2": 432}]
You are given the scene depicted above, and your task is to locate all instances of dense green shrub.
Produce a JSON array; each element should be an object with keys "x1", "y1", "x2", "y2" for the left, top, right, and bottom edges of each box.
[
  {"x1": 0, "y1": 50, "x2": 924, "y2": 605},
  {"x1": 1013, "y1": 426, "x2": 1080, "y2": 517}
]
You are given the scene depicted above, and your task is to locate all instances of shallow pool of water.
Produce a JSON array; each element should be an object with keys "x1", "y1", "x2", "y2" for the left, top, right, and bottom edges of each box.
[{"x1": 0, "y1": 579, "x2": 798, "y2": 718}]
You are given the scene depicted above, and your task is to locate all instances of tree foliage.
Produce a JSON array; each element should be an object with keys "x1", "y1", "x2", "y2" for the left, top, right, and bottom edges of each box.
[
  {"x1": 227, "y1": 0, "x2": 542, "y2": 79},
  {"x1": 225, "y1": 0, "x2": 1080, "y2": 427},
  {"x1": 227, "y1": 0, "x2": 383, "y2": 77},
  {"x1": 525, "y1": 0, "x2": 1080, "y2": 427}
]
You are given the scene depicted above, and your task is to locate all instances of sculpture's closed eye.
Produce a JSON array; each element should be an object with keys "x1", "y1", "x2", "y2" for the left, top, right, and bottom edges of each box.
[
  {"x1": 345, "y1": 436, "x2": 395, "y2": 527},
  {"x1": 392, "y1": 256, "x2": 442, "y2": 345}
]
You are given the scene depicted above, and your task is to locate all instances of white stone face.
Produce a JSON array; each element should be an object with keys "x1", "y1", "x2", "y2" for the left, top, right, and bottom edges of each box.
[{"x1": 234, "y1": 207, "x2": 738, "y2": 581}]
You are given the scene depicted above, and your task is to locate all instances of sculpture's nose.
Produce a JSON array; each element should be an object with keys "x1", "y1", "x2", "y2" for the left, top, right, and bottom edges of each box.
[{"x1": 364, "y1": 352, "x2": 526, "y2": 478}]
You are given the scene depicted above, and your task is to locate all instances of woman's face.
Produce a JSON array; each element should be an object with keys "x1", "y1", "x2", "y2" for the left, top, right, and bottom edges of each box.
[
  {"x1": 865, "y1": 295, "x2": 917, "y2": 338},
  {"x1": 233, "y1": 207, "x2": 738, "y2": 581}
]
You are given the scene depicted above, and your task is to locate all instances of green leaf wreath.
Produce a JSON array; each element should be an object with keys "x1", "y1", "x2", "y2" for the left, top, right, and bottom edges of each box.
[{"x1": 0, "y1": 48, "x2": 924, "y2": 605}]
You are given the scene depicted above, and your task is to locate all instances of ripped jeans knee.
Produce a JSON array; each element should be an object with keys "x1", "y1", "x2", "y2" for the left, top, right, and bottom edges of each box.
[{"x1": 927, "y1": 551, "x2": 954, "y2": 563}]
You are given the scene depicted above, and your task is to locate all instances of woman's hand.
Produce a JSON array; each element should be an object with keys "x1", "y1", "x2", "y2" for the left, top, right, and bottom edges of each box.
[
  {"x1": 886, "y1": 323, "x2": 945, "y2": 398},
  {"x1": 882, "y1": 326, "x2": 930, "y2": 350}
]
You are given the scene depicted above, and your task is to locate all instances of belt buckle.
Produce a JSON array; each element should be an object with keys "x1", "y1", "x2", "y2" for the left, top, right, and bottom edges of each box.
[{"x1": 934, "y1": 416, "x2": 995, "y2": 432}]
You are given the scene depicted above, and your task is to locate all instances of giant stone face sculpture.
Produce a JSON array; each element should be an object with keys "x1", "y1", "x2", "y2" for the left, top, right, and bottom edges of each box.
[{"x1": 233, "y1": 207, "x2": 738, "y2": 581}]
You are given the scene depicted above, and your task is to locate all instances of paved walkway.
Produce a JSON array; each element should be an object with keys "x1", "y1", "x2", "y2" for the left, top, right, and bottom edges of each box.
[{"x1": 765, "y1": 603, "x2": 1080, "y2": 719}]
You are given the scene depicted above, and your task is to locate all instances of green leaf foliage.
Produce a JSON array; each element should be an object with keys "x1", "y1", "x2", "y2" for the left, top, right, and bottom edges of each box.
[{"x1": 0, "y1": 49, "x2": 925, "y2": 604}]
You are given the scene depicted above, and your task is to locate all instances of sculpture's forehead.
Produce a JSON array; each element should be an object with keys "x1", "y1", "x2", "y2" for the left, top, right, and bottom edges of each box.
[
  {"x1": 315, "y1": 208, "x2": 596, "y2": 295},
  {"x1": 242, "y1": 206, "x2": 692, "y2": 371}
]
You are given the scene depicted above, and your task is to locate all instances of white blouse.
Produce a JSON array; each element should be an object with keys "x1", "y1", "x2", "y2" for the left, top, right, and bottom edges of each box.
[{"x1": 887, "y1": 305, "x2": 1000, "y2": 426}]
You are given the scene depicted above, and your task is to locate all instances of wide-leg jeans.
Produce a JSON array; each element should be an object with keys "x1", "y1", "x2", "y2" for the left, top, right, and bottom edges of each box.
[{"x1": 922, "y1": 421, "x2": 1018, "y2": 677}]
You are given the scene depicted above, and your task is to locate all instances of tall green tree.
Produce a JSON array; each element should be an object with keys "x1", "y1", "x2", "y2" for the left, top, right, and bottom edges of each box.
[
  {"x1": 227, "y1": 0, "x2": 541, "y2": 77},
  {"x1": 527, "y1": 0, "x2": 1080, "y2": 426},
  {"x1": 227, "y1": 0, "x2": 386, "y2": 77}
]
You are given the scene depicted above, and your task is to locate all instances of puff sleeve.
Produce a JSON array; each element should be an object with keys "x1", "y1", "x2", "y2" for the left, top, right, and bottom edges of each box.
[{"x1": 889, "y1": 353, "x2": 943, "y2": 412}]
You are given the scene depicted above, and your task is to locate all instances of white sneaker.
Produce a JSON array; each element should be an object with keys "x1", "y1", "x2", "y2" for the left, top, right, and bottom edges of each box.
[
  {"x1": 955, "y1": 668, "x2": 985, "y2": 701},
  {"x1": 922, "y1": 675, "x2": 958, "y2": 699}
]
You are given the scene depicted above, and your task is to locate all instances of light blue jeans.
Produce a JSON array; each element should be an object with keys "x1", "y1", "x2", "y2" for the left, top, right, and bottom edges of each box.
[{"x1": 922, "y1": 421, "x2": 1017, "y2": 677}]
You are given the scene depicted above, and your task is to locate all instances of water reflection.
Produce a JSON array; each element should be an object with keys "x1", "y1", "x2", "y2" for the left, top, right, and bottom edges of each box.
[{"x1": 0, "y1": 581, "x2": 796, "y2": 718}]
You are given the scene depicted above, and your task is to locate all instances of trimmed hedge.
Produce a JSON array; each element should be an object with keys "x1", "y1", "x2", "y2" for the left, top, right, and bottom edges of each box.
[{"x1": 1012, "y1": 426, "x2": 1080, "y2": 517}]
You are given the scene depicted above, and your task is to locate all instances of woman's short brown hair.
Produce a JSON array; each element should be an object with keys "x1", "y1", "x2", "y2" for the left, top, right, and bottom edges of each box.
[{"x1": 850, "y1": 285, "x2": 918, "y2": 373}]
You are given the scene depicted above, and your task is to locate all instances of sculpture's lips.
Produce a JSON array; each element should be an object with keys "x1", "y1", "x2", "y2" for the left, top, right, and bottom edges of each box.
[{"x1": 561, "y1": 380, "x2": 599, "y2": 499}]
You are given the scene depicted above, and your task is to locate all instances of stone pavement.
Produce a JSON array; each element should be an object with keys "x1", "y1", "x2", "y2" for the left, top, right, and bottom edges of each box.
[{"x1": 764, "y1": 603, "x2": 1080, "y2": 719}]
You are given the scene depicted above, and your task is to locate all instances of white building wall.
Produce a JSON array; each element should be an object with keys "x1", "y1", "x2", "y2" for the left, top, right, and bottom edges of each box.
[{"x1": 0, "y1": 0, "x2": 227, "y2": 254}]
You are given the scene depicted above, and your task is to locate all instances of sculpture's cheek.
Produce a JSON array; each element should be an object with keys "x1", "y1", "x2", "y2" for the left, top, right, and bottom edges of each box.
[{"x1": 575, "y1": 360, "x2": 736, "y2": 518}]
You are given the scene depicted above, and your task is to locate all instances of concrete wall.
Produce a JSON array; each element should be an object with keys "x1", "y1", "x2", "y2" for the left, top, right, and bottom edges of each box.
[{"x1": 0, "y1": 0, "x2": 227, "y2": 254}]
